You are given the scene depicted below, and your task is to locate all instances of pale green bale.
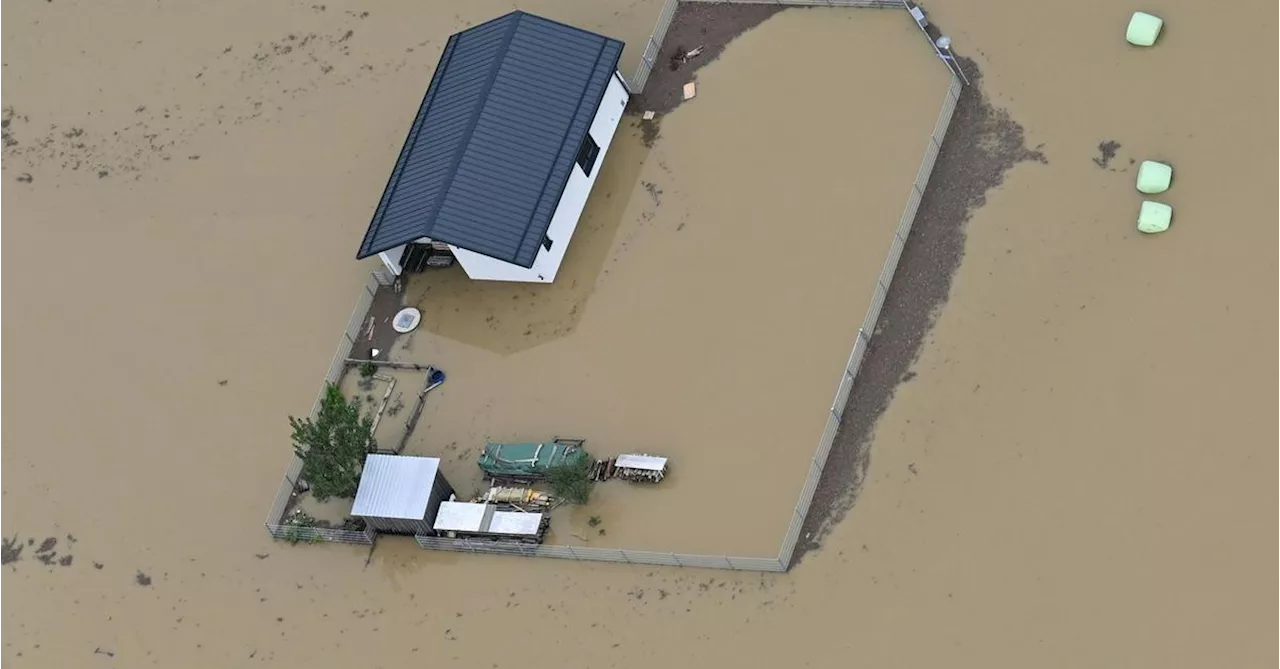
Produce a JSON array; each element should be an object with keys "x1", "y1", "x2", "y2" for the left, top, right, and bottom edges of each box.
[
  {"x1": 1136, "y1": 160, "x2": 1173, "y2": 194},
  {"x1": 1126, "y1": 12, "x2": 1164, "y2": 46},
  {"x1": 1137, "y1": 201, "x2": 1172, "y2": 234}
]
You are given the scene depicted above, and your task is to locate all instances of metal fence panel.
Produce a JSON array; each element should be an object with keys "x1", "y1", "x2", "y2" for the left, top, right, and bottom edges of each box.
[
  {"x1": 776, "y1": 75, "x2": 962, "y2": 570},
  {"x1": 831, "y1": 372, "x2": 854, "y2": 420},
  {"x1": 415, "y1": 536, "x2": 777, "y2": 571},
  {"x1": 266, "y1": 523, "x2": 375, "y2": 545},
  {"x1": 629, "y1": 0, "x2": 679, "y2": 93},
  {"x1": 681, "y1": 0, "x2": 898, "y2": 5}
]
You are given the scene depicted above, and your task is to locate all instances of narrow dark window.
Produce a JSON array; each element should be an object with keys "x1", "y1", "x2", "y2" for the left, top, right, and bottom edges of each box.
[
  {"x1": 575, "y1": 133, "x2": 600, "y2": 176},
  {"x1": 542, "y1": 235, "x2": 554, "y2": 252}
]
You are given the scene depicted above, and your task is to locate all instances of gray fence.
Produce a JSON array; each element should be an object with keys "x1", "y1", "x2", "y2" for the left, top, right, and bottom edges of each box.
[
  {"x1": 416, "y1": 536, "x2": 786, "y2": 571},
  {"x1": 777, "y1": 73, "x2": 963, "y2": 568},
  {"x1": 629, "y1": 0, "x2": 679, "y2": 93},
  {"x1": 265, "y1": 4, "x2": 967, "y2": 570},
  {"x1": 262, "y1": 271, "x2": 384, "y2": 545},
  {"x1": 267, "y1": 522, "x2": 377, "y2": 545},
  {"x1": 629, "y1": 0, "x2": 935, "y2": 96},
  {"x1": 681, "y1": 0, "x2": 898, "y2": 5},
  {"x1": 407, "y1": 74, "x2": 964, "y2": 571}
]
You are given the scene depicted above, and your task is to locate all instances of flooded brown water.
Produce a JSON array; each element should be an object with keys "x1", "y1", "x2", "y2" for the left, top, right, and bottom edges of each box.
[
  {"x1": 311, "y1": 11, "x2": 948, "y2": 556},
  {"x1": 3, "y1": 1, "x2": 1274, "y2": 668}
]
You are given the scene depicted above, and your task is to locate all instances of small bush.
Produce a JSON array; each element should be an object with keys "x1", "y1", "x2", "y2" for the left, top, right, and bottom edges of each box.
[{"x1": 546, "y1": 458, "x2": 593, "y2": 504}]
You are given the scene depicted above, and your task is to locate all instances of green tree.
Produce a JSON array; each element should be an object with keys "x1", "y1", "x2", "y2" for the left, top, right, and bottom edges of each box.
[
  {"x1": 289, "y1": 383, "x2": 376, "y2": 501},
  {"x1": 546, "y1": 458, "x2": 593, "y2": 504}
]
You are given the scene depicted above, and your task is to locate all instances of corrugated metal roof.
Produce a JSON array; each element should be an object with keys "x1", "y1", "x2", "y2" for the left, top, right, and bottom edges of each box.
[
  {"x1": 357, "y1": 11, "x2": 625, "y2": 268},
  {"x1": 351, "y1": 454, "x2": 441, "y2": 520},
  {"x1": 614, "y1": 454, "x2": 668, "y2": 471}
]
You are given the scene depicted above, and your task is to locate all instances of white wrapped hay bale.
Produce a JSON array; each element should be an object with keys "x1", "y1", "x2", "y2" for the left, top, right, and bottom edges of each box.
[
  {"x1": 1136, "y1": 160, "x2": 1173, "y2": 194},
  {"x1": 1126, "y1": 12, "x2": 1164, "y2": 47},
  {"x1": 1137, "y1": 201, "x2": 1173, "y2": 234}
]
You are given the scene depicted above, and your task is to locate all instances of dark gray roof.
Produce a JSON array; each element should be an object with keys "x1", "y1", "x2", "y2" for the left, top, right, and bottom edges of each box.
[{"x1": 357, "y1": 11, "x2": 625, "y2": 268}]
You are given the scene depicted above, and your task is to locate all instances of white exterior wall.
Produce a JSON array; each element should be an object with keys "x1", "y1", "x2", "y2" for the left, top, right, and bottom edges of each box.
[
  {"x1": 378, "y1": 244, "x2": 406, "y2": 276},
  {"x1": 452, "y1": 72, "x2": 630, "y2": 283}
]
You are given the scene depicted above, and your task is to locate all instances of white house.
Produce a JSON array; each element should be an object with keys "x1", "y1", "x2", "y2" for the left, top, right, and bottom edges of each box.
[{"x1": 356, "y1": 11, "x2": 630, "y2": 284}]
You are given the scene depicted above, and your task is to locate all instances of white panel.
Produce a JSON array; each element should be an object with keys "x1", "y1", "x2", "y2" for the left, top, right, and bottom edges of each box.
[
  {"x1": 378, "y1": 244, "x2": 406, "y2": 276},
  {"x1": 433, "y1": 501, "x2": 488, "y2": 532},
  {"x1": 488, "y1": 511, "x2": 543, "y2": 536}
]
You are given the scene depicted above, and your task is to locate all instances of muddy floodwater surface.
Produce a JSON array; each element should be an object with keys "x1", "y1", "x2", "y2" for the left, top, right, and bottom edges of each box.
[{"x1": 2, "y1": 1, "x2": 1275, "y2": 668}]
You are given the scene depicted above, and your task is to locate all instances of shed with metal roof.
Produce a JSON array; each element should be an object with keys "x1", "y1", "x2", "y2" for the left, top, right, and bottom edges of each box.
[
  {"x1": 356, "y1": 10, "x2": 630, "y2": 284},
  {"x1": 351, "y1": 454, "x2": 455, "y2": 535}
]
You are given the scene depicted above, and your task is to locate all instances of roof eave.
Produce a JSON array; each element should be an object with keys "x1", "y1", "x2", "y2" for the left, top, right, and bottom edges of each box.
[{"x1": 355, "y1": 32, "x2": 465, "y2": 261}]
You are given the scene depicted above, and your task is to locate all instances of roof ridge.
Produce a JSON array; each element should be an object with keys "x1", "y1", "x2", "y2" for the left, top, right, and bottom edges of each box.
[
  {"x1": 516, "y1": 35, "x2": 611, "y2": 260},
  {"x1": 421, "y1": 12, "x2": 524, "y2": 240}
]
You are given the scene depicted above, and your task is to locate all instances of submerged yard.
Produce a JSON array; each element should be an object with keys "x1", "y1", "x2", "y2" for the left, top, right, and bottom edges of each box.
[{"x1": 362, "y1": 10, "x2": 950, "y2": 556}]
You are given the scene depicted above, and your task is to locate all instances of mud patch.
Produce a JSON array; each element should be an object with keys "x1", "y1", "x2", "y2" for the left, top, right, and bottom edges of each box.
[
  {"x1": 637, "y1": 117, "x2": 661, "y2": 148},
  {"x1": 794, "y1": 57, "x2": 1047, "y2": 563},
  {"x1": 359, "y1": 283, "x2": 405, "y2": 361},
  {"x1": 1093, "y1": 140, "x2": 1121, "y2": 168},
  {"x1": 626, "y1": 3, "x2": 784, "y2": 116},
  {"x1": 2, "y1": 536, "x2": 23, "y2": 565}
]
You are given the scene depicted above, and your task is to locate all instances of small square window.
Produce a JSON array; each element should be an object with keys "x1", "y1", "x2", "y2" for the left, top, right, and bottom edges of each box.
[
  {"x1": 575, "y1": 134, "x2": 600, "y2": 176},
  {"x1": 542, "y1": 235, "x2": 553, "y2": 252}
]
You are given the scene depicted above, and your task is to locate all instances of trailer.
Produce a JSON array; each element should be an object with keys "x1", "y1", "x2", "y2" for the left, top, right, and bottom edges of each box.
[
  {"x1": 612, "y1": 454, "x2": 668, "y2": 483},
  {"x1": 432, "y1": 500, "x2": 549, "y2": 544},
  {"x1": 477, "y1": 437, "x2": 589, "y2": 482}
]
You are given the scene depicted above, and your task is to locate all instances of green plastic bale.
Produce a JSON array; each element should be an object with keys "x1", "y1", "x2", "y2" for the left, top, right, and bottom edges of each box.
[
  {"x1": 1126, "y1": 12, "x2": 1163, "y2": 47},
  {"x1": 1137, "y1": 201, "x2": 1172, "y2": 234},
  {"x1": 1136, "y1": 160, "x2": 1173, "y2": 194}
]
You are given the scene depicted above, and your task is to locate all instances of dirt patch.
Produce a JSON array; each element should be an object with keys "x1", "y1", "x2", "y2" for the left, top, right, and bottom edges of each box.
[
  {"x1": 626, "y1": 3, "x2": 784, "y2": 117},
  {"x1": 354, "y1": 283, "x2": 404, "y2": 362},
  {"x1": 2, "y1": 536, "x2": 22, "y2": 565},
  {"x1": 1093, "y1": 140, "x2": 1121, "y2": 168},
  {"x1": 793, "y1": 56, "x2": 1047, "y2": 563},
  {"x1": 34, "y1": 539, "x2": 58, "y2": 565}
]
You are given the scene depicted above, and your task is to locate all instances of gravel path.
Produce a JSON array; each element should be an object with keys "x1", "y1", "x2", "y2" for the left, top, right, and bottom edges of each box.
[{"x1": 793, "y1": 56, "x2": 1048, "y2": 564}]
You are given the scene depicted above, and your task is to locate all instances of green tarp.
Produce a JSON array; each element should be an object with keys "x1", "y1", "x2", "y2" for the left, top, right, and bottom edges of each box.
[{"x1": 478, "y1": 441, "x2": 589, "y2": 479}]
